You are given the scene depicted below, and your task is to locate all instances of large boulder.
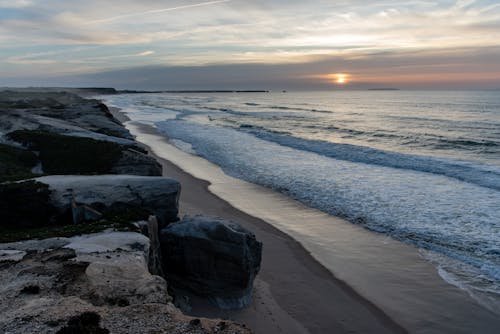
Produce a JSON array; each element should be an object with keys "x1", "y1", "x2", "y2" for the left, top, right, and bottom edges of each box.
[
  {"x1": 160, "y1": 215, "x2": 262, "y2": 309},
  {"x1": 36, "y1": 175, "x2": 180, "y2": 225}
]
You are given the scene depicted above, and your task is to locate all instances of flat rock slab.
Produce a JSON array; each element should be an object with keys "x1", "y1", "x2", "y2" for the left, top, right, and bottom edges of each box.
[
  {"x1": 65, "y1": 231, "x2": 149, "y2": 255},
  {"x1": 0, "y1": 237, "x2": 70, "y2": 252},
  {"x1": 0, "y1": 249, "x2": 26, "y2": 262}
]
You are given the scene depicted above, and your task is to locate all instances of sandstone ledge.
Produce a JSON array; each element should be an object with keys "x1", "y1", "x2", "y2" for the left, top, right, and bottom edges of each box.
[{"x1": 0, "y1": 231, "x2": 252, "y2": 334}]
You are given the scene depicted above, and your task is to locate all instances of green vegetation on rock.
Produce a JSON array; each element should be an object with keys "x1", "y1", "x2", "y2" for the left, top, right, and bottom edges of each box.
[
  {"x1": 7, "y1": 130, "x2": 123, "y2": 174},
  {"x1": 0, "y1": 179, "x2": 149, "y2": 242},
  {"x1": 0, "y1": 219, "x2": 139, "y2": 243},
  {"x1": 0, "y1": 180, "x2": 54, "y2": 229},
  {"x1": 0, "y1": 143, "x2": 38, "y2": 182}
]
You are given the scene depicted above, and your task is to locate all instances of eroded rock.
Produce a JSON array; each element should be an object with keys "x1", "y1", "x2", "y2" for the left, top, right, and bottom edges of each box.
[
  {"x1": 110, "y1": 148, "x2": 162, "y2": 176},
  {"x1": 0, "y1": 231, "x2": 252, "y2": 334},
  {"x1": 160, "y1": 215, "x2": 262, "y2": 309},
  {"x1": 36, "y1": 175, "x2": 180, "y2": 225}
]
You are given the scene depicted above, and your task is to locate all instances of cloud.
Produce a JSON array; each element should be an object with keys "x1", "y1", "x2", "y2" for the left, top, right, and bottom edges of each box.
[
  {"x1": 137, "y1": 50, "x2": 155, "y2": 56},
  {"x1": 0, "y1": 0, "x2": 32, "y2": 8},
  {"x1": 1, "y1": 0, "x2": 500, "y2": 89}
]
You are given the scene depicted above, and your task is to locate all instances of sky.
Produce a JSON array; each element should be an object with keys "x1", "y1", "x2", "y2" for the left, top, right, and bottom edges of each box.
[{"x1": 1, "y1": 0, "x2": 500, "y2": 90}]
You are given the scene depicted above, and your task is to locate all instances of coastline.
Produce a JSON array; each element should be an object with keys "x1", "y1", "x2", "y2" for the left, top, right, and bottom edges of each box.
[
  {"x1": 124, "y1": 122, "x2": 407, "y2": 334},
  {"x1": 110, "y1": 105, "x2": 500, "y2": 333},
  {"x1": 0, "y1": 90, "x2": 254, "y2": 334}
]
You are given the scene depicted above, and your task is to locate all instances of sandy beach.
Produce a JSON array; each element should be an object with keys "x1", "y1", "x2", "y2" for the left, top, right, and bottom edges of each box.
[
  {"x1": 110, "y1": 106, "x2": 500, "y2": 334},
  {"x1": 137, "y1": 124, "x2": 406, "y2": 334},
  {"x1": 108, "y1": 108, "x2": 407, "y2": 333}
]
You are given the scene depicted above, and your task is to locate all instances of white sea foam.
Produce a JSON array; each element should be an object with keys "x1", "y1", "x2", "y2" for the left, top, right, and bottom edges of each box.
[
  {"x1": 101, "y1": 91, "x2": 500, "y2": 312},
  {"x1": 242, "y1": 129, "x2": 500, "y2": 191},
  {"x1": 156, "y1": 120, "x2": 500, "y2": 285}
]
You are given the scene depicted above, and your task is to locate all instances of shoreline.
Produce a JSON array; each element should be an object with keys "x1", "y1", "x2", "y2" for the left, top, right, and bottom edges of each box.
[
  {"x1": 110, "y1": 103, "x2": 500, "y2": 333},
  {"x1": 0, "y1": 90, "x2": 255, "y2": 334},
  {"x1": 125, "y1": 120, "x2": 407, "y2": 334},
  {"x1": 107, "y1": 107, "x2": 407, "y2": 333}
]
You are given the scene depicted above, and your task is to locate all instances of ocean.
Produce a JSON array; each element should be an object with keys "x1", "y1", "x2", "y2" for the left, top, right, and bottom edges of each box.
[{"x1": 103, "y1": 90, "x2": 500, "y2": 314}]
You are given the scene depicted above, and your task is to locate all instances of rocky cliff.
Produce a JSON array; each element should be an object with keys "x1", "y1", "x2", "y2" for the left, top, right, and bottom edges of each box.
[{"x1": 0, "y1": 89, "x2": 259, "y2": 334}]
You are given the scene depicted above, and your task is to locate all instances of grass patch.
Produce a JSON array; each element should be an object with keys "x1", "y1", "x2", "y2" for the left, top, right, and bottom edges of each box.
[
  {"x1": 0, "y1": 219, "x2": 139, "y2": 243},
  {"x1": 0, "y1": 143, "x2": 38, "y2": 182},
  {"x1": 7, "y1": 130, "x2": 123, "y2": 174},
  {"x1": 0, "y1": 204, "x2": 148, "y2": 243}
]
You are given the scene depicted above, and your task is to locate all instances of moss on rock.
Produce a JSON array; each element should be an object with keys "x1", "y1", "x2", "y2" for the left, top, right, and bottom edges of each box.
[
  {"x1": 0, "y1": 218, "x2": 139, "y2": 243},
  {"x1": 0, "y1": 180, "x2": 55, "y2": 229},
  {"x1": 0, "y1": 143, "x2": 38, "y2": 182}
]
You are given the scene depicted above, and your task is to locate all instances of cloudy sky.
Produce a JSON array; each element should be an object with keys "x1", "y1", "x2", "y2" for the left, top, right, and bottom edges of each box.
[{"x1": 1, "y1": 0, "x2": 500, "y2": 89}]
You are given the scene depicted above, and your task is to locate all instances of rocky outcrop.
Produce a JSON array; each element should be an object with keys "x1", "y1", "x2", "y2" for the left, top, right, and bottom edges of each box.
[
  {"x1": 6, "y1": 130, "x2": 161, "y2": 177},
  {"x1": 0, "y1": 91, "x2": 161, "y2": 177},
  {"x1": 110, "y1": 148, "x2": 162, "y2": 176},
  {"x1": 36, "y1": 175, "x2": 181, "y2": 225},
  {"x1": 0, "y1": 231, "x2": 252, "y2": 334},
  {"x1": 0, "y1": 91, "x2": 132, "y2": 140},
  {"x1": 0, "y1": 90, "x2": 259, "y2": 331},
  {"x1": 160, "y1": 215, "x2": 262, "y2": 309},
  {"x1": 0, "y1": 175, "x2": 180, "y2": 229}
]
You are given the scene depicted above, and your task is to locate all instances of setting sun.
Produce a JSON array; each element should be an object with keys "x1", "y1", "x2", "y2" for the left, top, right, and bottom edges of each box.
[{"x1": 335, "y1": 73, "x2": 348, "y2": 84}]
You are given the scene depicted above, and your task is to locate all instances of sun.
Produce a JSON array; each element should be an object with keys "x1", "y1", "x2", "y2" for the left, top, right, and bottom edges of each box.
[
  {"x1": 334, "y1": 73, "x2": 348, "y2": 84},
  {"x1": 313, "y1": 73, "x2": 351, "y2": 85}
]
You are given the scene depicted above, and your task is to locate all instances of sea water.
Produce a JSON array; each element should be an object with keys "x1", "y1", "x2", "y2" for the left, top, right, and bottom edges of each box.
[{"x1": 103, "y1": 90, "x2": 500, "y2": 313}]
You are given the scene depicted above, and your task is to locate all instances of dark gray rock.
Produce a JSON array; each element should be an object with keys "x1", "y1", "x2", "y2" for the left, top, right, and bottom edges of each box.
[
  {"x1": 160, "y1": 215, "x2": 262, "y2": 309},
  {"x1": 36, "y1": 175, "x2": 180, "y2": 225},
  {"x1": 110, "y1": 149, "x2": 162, "y2": 176},
  {"x1": 0, "y1": 91, "x2": 133, "y2": 141},
  {"x1": 0, "y1": 181, "x2": 56, "y2": 229}
]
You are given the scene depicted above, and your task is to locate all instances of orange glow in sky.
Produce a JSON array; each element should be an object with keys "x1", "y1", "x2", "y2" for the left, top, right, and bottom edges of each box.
[
  {"x1": 2, "y1": 1, "x2": 500, "y2": 89},
  {"x1": 335, "y1": 73, "x2": 348, "y2": 84}
]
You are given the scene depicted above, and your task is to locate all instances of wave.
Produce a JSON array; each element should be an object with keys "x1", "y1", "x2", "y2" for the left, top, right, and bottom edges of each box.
[
  {"x1": 241, "y1": 128, "x2": 500, "y2": 191},
  {"x1": 435, "y1": 138, "x2": 500, "y2": 149},
  {"x1": 241, "y1": 102, "x2": 334, "y2": 114},
  {"x1": 155, "y1": 119, "x2": 500, "y2": 288},
  {"x1": 267, "y1": 105, "x2": 333, "y2": 113}
]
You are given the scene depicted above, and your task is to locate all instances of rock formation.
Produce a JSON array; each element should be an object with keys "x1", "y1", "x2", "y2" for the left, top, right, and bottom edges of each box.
[
  {"x1": 0, "y1": 231, "x2": 252, "y2": 334},
  {"x1": 37, "y1": 175, "x2": 181, "y2": 226},
  {"x1": 0, "y1": 175, "x2": 180, "y2": 228},
  {"x1": 0, "y1": 91, "x2": 162, "y2": 177},
  {"x1": 160, "y1": 215, "x2": 262, "y2": 309},
  {"x1": 0, "y1": 90, "x2": 261, "y2": 332}
]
